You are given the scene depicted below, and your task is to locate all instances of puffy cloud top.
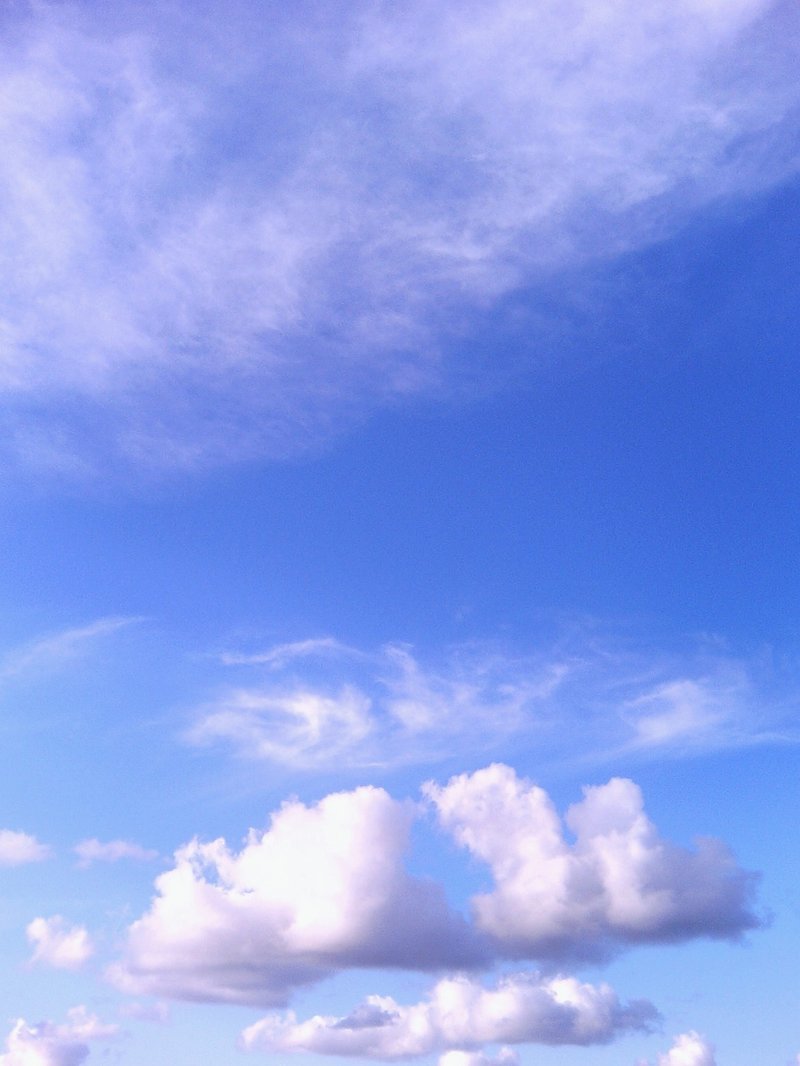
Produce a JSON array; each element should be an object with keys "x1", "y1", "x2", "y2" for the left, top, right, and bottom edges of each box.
[
  {"x1": 425, "y1": 764, "x2": 759, "y2": 960},
  {"x1": 241, "y1": 970, "x2": 658, "y2": 1058},
  {"x1": 26, "y1": 917, "x2": 93, "y2": 971},
  {"x1": 0, "y1": 1008, "x2": 117, "y2": 1066},
  {"x1": 111, "y1": 766, "x2": 759, "y2": 1009},
  {"x1": 656, "y1": 1031, "x2": 717, "y2": 1066},
  {"x1": 113, "y1": 784, "x2": 484, "y2": 1006},
  {"x1": 0, "y1": 830, "x2": 50, "y2": 866}
]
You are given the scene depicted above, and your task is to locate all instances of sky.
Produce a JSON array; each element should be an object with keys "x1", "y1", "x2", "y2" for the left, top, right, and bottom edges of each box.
[{"x1": 0, "y1": 1, "x2": 799, "y2": 1064}]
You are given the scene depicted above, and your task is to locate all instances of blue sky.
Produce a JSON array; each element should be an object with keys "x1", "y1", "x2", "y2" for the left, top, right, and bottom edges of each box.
[{"x1": 1, "y1": 2, "x2": 799, "y2": 1065}]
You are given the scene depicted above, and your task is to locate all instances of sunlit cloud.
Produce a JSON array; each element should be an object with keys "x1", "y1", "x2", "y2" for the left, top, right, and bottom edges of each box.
[
  {"x1": 110, "y1": 767, "x2": 757, "y2": 1008},
  {"x1": 26, "y1": 916, "x2": 94, "y2": 971},
  {"x1": 110, "y1": 782, "x2": 484, "y2": 1007},
  {"x1": 638, "y1": 1030, "x2": 717, "y2": 1066},
  {"x1": 426, "y1": 765, "x2": 759, "y2": 961},
  {"x1": 0, "y1": 1007, "x2": 118, "y2": 1066},
  {"x1": 0, "y1": 830, "x2": 50, "y2": 866},
  {"x1": 241, "y1": 971, "x2": 658, "y2": 1059}
]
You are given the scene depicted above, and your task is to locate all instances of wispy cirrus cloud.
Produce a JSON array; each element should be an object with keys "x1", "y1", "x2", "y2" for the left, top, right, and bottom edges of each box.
[
  {"x1": 187, "y1": 639, "x2": 561, "y2": 769},
  {"x1": 0, "y1": 616, "x2": 141, "y2": 682},
  {"x1": 186, "y1": 633, "x2": 798, "y2": 771},
  {"x1": 0, "y1": 0, "x2": 798, "y2": 477},
  {"x1": 73, "y1": 838, "x2": 158, "y2": 868}
]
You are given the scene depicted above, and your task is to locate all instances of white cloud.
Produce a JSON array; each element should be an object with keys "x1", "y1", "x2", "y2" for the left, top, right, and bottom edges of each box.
[
  {"x1": 654, "y1": 1031, "x2": 716, "y2": 1066},
  {"x1": 188, "y1": 639, "x2": 567, "y2": 769},
  {"x1": 26, "y1": 916, "x2": 94, "y2": 970},
  {"x1": 0, "y1": 830, "x2": 50, "y2": 866},
  {"x1": 0, "y1": 617, "x2": 140, "y2": 681},
  {"x1": 426, "y1": 764, "x2": 759, "y2": 961},
  {"x1": 220, "y1": 637, "x2": 358, "y2": 669},
  {"x1": 241, "y1": 970, "x2": 657, "y2": 1058},
  {"x1": 73, "y1": 838, "x2": 158, "y2": 867},
  {"x1": 438, "y1": 1050, "x2": 518, "y2": 1066},
  {"x1": 187, "y1": 685, "x2": 376, "y2": 768},
  {"x1": 0, "y1": 1008, "x2": 118, "y2": 1066},
  {"x1": 111, "y1": 767, "x2": 759, "y2": 1007},
  {"x1": 189, "y1": 634, "x2": 796, "y2": 772},
  {"x1": 0, "y1": 0, "x2": 798, "y2": 476},
  {"x1": 111, "y1": 783, "x2": 484, "y2": 1006},
  {"x1": 620, "y1": 675, "x2": 744, "y2": 751}
]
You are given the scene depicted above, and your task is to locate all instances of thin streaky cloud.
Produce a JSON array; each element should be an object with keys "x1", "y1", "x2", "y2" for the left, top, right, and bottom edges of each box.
[
  {"x1": 219, "y1": 636, "x2": 360, "y2": 669},
  {"x1": 0, "y1": 1, "x2": 798, "y2": 477},
  {"x1": 188, "y1": 634, "x2": 800, "y2": 771},
  {"x1": 0, "y1": 616, "x2": 143, "y2": 681},
  {"x1": 73, "y1": 838, "x2": 158, "y2": 868},
  {"x1": 240, "y1": 971, "x2": 658, "y2": 1058}
]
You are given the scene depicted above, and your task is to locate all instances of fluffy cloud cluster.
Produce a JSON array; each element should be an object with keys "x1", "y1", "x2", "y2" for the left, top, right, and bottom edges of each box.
[
  {"x1": 0, "y1": 1008, "x2": 117, "y2": 1066},
  {"x1": 27, "y1": 916, "x2": 93, "y2": 970},
  {"x1": 241, "y1": 971, "x2": 657, "y2": 1059},
  {"x1": 426, "y1": 765, "x2": 759, "y2": 961},
  {"x1": 653, "y1": 1031, "x2": 716, "y2": 1066},
  {"x1": 112, "y1": 784, "x2": 483, "y2": 1006},
  {"x1": 113, "y1": 766, "x2": 757, "y2": 1009},
  {"x1": 0, "y1": 0, "x2": 798, "y2": 475},
  {"x1": 0, "y1": 830, "x2": 49, "y2": 866}
]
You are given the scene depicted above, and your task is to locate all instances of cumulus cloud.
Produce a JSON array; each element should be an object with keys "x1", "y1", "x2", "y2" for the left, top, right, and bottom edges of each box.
[
  {"x1": 438, "y1": 1050, "x2": 518, "y2": 1066},
  {"x1": 426, "y1": 764, "x2": 759, "y2": 961},
  {"x1": 74, "y1": 838, "x2": 158, "y2": 867},
  {"x1": 241, "y1": 970, "x2": 657, "y2": 1058},
  {"x1": 26, "y1": 916, "x2": 94, "y2": 970},
  {"x1": 111, "y1": 784, "x2": 484, "y2": 1006},
  {"x1": 0, "y1": 1008, "x2": 117, "y2": 1066},
  {"x1": 0, "y1": 0, "x2": 798, "y2": 476},
  {"x1": 652, "y1": 1031, "x2": 716, "y2": 1066},
  {"x1": 0, "y1": 830, "x2": 50, "y2": 866},
  {"x1": 111, "y1": 767, "x2": 759, "y2": 1007}
]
